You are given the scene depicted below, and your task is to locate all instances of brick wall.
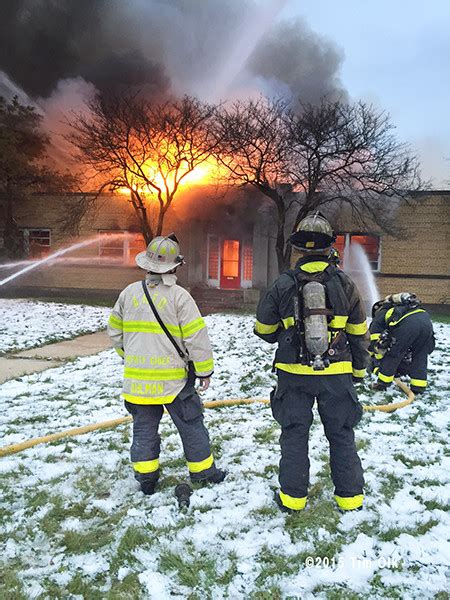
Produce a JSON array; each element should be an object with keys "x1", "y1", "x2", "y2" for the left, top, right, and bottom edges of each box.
[
  {"x1": 376, "y1": 194, "x2": 449, "y2": 305},
  {"x1": 2, "y1": 191, "x2": 449, "y2": 306}
]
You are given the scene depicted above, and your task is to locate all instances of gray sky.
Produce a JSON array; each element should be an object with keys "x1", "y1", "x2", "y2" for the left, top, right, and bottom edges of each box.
[{"x1": 281, "y1": 0, "x2": 450, "y2": 187}]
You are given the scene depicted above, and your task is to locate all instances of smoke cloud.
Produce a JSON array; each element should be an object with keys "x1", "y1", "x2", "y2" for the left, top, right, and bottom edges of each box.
[{"x1": 0, "y1": 0, "x2": 345, "y2": 104}]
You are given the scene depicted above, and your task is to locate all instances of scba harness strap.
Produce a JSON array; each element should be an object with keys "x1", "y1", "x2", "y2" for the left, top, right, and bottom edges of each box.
[{"x1": 288, "y1": 264, "x2": 350, "y2": 366}]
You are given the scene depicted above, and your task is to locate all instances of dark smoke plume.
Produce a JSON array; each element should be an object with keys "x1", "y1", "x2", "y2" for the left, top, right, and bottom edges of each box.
[
  {"x1": 0, "y1": 0, "x2": 345, "y2": 103},
  {"x1": 0, "y1": 0, "x2": 169, "y2": 98},
  {"x1": 248, "y1": 18, "x2": 346, "y2": 103}
]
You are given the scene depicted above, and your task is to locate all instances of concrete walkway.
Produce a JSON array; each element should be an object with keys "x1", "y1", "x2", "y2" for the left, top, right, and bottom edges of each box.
[{"x1": 0, "y1": 331, "x2": 111, "y2": 384}]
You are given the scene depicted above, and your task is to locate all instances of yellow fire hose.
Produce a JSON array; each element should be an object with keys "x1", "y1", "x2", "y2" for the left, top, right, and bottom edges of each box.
[{"x1": 0, "y1": 380, "x2": 414, "y2": 458}]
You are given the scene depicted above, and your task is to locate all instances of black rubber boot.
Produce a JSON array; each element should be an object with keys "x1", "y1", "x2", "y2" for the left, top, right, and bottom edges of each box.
[
  {"x1": 274, "y1": 491, "x2": 295, "y2": 514},
  {"x1": 207, "y1": 469, "x2": 227, "y2": 484},
  {"x1": 140, "y1": 480, "x2": 157, "y2": 495},
  {"x1": 191, "y1": 469, "x2": 228, "y2": 485},
  {"x1": 338, "y1": 506, "x2": 363, "y2": 514}
]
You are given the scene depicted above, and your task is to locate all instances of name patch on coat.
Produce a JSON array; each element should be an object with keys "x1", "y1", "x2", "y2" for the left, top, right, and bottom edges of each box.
[{"x1": 131, "y1": 382, "x2": 165, "y2": 395}]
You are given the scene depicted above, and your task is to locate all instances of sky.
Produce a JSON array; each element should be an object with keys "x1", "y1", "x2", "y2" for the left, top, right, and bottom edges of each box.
[
  {"x1": 281, "y1": 0, "x2": 450, "y2": 187},
  {"x1": 0, "y1": 0, "x2": 448, "y2": 187}
]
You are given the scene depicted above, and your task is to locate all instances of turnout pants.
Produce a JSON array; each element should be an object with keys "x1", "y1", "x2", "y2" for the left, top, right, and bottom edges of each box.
[
  {"x1": 125, "y1": 382, "x2": 219, "y2": 484},
  {"x1": 377, "y1": 314, "x2": 435, "y2": 393},
  {"x1": 271, "y1": 371, "x2": 364, "y2": 511}
]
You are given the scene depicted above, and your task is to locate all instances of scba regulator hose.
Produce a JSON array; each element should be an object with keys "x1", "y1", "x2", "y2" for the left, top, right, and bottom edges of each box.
[{"x1": 0, "y1": 380, "x2": 414, "y2": 458}]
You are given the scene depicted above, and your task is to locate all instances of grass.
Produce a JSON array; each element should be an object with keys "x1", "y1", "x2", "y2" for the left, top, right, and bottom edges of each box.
[
  {"x1": 286, "y1": 499, "x2": 340, "y2": 539},
  {"x1": 0, "y1": 314, "x2": 448, "y2": 599},
  {"x1": 0, "y1": 566, "x2": 27, "y2": 600},
  {"x1": 254, "y1": 424, "x2": 279, "y2": 444},
  {"x1": 111, "y1": 526, "x2": 152, "y2": 572},
  {"x1": 379, "y1": 472, "x2": 404, "y2": 501},
  {"x1": 107, "y1": 573, "x2": 143, "y2": 600},
  {"x1": 378, "y1": 519, "x2": 439, "y2": 542},
  {"x1": 312, "y1": 585, "x2": 364, "y2": 599},
  {"x1": 63, "y1": 527, "x2": 114, "y2": 554},
  {"x1": 159, "y1": 549, "x2": 217, "y2": 589},
  {"x1": 256, "y1": 547, "x2": 305, "y2": 583}
]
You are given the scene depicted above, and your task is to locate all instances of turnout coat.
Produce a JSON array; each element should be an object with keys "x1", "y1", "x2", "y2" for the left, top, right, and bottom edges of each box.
[
  {"x1": 255, "y1": 256, "x2": 369, "y2": 379},
  {"x1": 107, "y1": 274, "x2": 214, "y2": 405}
]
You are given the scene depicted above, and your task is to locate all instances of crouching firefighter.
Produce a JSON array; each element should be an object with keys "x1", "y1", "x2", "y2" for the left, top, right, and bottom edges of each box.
[
  {"x1": 107, "y1": 234, "x2": 226, "y2": 495},
  {"x1": 254, "y1": 214, "x2": 369, "y2": 513},
  {"x1": 369, "y1": 293, "x2": 435, "y2": 394}
]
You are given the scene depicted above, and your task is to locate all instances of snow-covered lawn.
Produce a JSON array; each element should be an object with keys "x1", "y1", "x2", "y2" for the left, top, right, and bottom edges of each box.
[
  {"x1": 0, "y1": 299, "x2": 110, "y2": 355},
  {"x1": 0, "y1": 307, "x2": 449, "y2": 599}
]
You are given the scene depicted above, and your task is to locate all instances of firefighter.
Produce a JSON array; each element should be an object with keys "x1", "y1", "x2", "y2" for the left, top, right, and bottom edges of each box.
[
  {"x1": 369, "y1": 293, "x2": 435, "y2": 394},
  {"x1": 255, "y1": 214, "x2": 369, "y2": 513},
  {"x1": 107, "y1": 233, "x2": 226, "y2": 495}
]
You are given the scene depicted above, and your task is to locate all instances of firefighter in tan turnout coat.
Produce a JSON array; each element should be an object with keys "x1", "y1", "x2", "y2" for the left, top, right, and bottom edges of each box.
[{"x1": 108, "y1": 234, "x2": 225, "y2": 494}]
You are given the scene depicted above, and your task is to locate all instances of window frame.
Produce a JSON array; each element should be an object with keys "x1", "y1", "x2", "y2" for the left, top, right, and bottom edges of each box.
[
  {"x1": 21, "y1": 228, "x2": 52, "y2": 257},
  {"x1": 335, "y1": 232, "x2": 381, "y2": 272},
  {"x1": 206, "y1": 234, "x2": 220, "y2": 287},
  {"x1": 98, "y1": 230, "x2": 146, "y2": 266}
]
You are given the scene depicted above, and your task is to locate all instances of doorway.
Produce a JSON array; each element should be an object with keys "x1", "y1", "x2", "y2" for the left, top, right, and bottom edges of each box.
[
  {"x1": 207, "y1": 235, "x2": 253, "y2": 289},
  {"x1": 220, "y1": 239, "x2": 240, "y2": 289}
]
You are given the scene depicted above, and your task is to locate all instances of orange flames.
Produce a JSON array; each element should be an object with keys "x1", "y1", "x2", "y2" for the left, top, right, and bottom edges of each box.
[{"x1": 118, "y1": 156, "x2": 226, "y2": 197}]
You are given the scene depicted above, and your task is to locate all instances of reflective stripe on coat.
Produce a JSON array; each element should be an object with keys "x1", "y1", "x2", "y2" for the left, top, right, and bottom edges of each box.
[{"x1": 107, "y1": 277, "x2": 214, "y2": 405}]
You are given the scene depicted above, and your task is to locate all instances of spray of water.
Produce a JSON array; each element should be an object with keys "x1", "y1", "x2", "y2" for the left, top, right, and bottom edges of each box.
[
  {"x1": 343, "y1": 243, "x2": 380, "y2": 314},
  {"x1": 204, "y1": 0, "x2": 287, "y2": 102},
  {"x1": 0, "y1": 233, "x2": 134, "y2": 287}
]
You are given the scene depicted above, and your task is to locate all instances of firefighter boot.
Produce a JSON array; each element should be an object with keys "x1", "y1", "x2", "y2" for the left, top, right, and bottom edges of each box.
[
  {"x1": 191, "y1": 468, "x2": 227, "y2": 484},
  {"x1": 140, "y1": 480, "x2": 158, "y2": 495}
]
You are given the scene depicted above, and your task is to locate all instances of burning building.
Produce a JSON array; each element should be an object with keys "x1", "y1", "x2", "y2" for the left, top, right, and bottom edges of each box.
[{"x1": 0, "y1": 189, "x2": 448, "y2": 311}]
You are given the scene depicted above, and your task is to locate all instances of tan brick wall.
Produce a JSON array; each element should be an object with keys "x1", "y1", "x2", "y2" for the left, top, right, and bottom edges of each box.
[
  {"x1": 3, "y1": 192, "x2": 450, "y2": 305},
  {"x1": 377, "y1": 277, "x2": 449, "y2": 305},
  {"x1": 380, "y1": 195, "x2": 449, "y2": 276},
  {"x1": 13, "y1": 264, "x2": 143, "y2": 291}
]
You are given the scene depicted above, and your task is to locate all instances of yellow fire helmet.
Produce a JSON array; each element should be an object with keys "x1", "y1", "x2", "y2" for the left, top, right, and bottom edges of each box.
[
  {"x1": 135, "y1": 233, "x2": 185, "y2": 273},
  {"x1": 290, "y1": 213, "x2": 336, "y2": 252}
]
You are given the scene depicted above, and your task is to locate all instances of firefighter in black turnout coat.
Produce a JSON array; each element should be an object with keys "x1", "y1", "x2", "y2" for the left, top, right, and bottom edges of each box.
[
  {"x1": 370, "y1": 293, "x2": 435, "y2": 394},
  {"x1": 255, "y1": 214, "x2": 369, "y2": 513}
]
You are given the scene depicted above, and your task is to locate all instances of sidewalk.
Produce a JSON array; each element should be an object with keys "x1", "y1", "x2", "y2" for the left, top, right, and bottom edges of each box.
[{"x1": 0, "y1": 331, "x2": 111, "y2": 384}]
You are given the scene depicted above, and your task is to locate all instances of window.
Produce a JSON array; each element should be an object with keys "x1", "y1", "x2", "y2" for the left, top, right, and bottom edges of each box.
[
  {"x1": 207, "y1": 235, "x2": 220, "y2": 282},
  {"x1": 349, "y1": 235, "x2": 380, "y2": 271},
  {"x1": 335, "y1": 233, "x2": 380, "y2": 271},
  {"x1": 22, "y1": 229, "x2": 51, "y2": 258},
  {"x1": 242, "y1": 243, "x2": 253, "y2": 282},
  {"x1": 126, "y1": 233, "x2": 146, "y2": 265},
  {"x1": 99, "y1": 231, "x2": 124, "y2": 261},
  {"x1": 98, "y1": 231, "x2": 146, "y2": 265}
]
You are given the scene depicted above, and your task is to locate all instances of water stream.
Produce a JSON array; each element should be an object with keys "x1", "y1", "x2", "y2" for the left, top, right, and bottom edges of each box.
[
  {"x1": 343, "y1": 243, "x2": 380, "y2": 314},
  {"x1": 0, "y1": 233, "x2": 133, "y2": 287}
]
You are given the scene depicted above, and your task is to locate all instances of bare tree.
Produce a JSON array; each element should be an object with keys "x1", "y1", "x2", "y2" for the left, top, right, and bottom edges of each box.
[
  {"x1": 68, "y1": 94, "x2": 218, "y2": 242},
  {"x1": 212, "y1": 97, "x2": 293, "y2": 273},
  {"x1": 286, "y1": 99, "x2": 423, "y2": 232}
]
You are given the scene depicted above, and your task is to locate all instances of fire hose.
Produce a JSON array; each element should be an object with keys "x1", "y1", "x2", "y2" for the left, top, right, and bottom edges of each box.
[{"x1": 0, "y1": 379, "x2": 414, "y2": 458}]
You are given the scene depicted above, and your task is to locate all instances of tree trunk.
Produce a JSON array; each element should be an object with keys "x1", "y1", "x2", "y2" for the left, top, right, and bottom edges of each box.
[
  {"x1": 259, "y1": 186, "x2": 289, "y2": 273},
  {"x1": 3, "y1": 184, "x2": 24, "y2": 259},
  {"x1": 131, "y1": 190, "x2": 153, "y2": 244},
  {"x1": 275, "y1": 203, "x2": 288, "y2": 273}
]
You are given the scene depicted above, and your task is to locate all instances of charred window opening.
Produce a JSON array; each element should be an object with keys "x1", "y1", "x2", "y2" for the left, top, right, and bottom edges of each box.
[
  {"x1": 336, "y1": 233, "x2": 380, "y2": 271},
  {"x1": 22, "y1": 229, "x2": 51, "y2": 258}
]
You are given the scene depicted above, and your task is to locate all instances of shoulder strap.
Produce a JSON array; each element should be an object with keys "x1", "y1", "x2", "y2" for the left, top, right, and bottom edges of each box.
[{"x1": 141, "y1": 280, "x2": 186, "y2": 360}]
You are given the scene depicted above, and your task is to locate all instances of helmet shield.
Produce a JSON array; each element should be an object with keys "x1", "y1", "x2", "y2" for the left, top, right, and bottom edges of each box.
[
  {"x1": 290, "y1": 213, "x2": 335, "y2": 251},
  {"x1": 135, "y1": 233, "x2": 184, "y2": 273}
]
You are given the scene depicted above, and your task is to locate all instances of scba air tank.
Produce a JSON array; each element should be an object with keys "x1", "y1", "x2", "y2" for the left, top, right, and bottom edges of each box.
[{"x1": 303, "y1": 281, "x2": 329, "y2": 370}]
